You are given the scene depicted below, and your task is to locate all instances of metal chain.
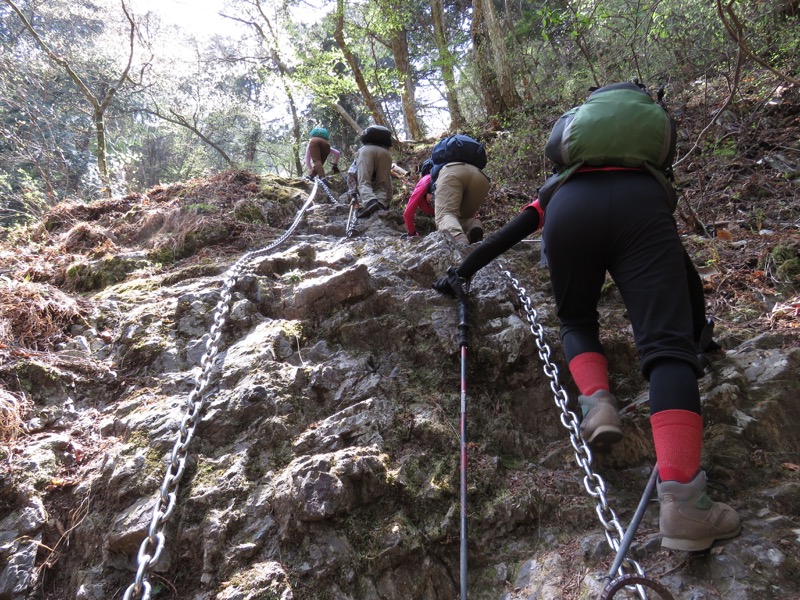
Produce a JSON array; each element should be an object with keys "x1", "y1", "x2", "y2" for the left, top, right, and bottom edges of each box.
[
  {"x1": 501, "y1": 268, "x2": 648, "y2": 593},
  {"x1": 601, "y1": 575, "x2": 674, "y2": 600},
  {"x1": 123, "y1": 179, "x2": 325, "y2": 600},
  {"x1": 316, "y1": 175, "x2": 360, "y2": 239},
  {"x1": 316, "y1": 176, "x2": 341, "y2": 204}
]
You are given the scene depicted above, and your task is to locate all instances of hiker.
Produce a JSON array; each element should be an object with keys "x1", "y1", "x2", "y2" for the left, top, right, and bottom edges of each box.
[
  {"x1": 433, "y1": 81, "x2": 741, "y2": 553},
  {"x1": 354, "y1": 125, "x2": 394, "y2": 219},
  {"x1": 305, "y1": 127, "x2": 341, "y2": 179},
  {"x1": 433, "y1": 201, "x2": 720, "y2": 363},
  {"x1": 429, "y1": 134, "x2": 489, "y2": 245},
  {"x1": 402, "y1": 159, "x2": 434, "y2": 237}
]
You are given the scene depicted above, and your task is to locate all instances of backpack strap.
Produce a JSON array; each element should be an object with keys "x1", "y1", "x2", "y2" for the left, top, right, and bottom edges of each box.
[{"x1": 537, "y1": 162, "x2": 584, "y2": 210}]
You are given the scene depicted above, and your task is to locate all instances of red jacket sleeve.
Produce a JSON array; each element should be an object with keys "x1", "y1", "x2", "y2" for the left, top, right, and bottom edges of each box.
[
  {"x1": 524, "y1": 197, "x2": 544, "y2": 229},
  {"x1": 403, "y1": 175, "x2": 432, "y2": 235}
]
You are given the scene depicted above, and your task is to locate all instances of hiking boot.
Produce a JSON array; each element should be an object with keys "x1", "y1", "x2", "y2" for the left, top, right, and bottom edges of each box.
[
  {"x1": 658, "y1": 470, "x2": 741, "y2": 551},
  {"x1": 452, "y1": 232, "x2": 469, "y2": 245},
  {"x1": 578, "y1": 390, "x2": 623, "y2": 451},
  {"x1": 468, "y1": 226, "x2": 484, "y2": 244},
  {"x1": 357, "y1": 199, "x2": 385, "y2": 219}
]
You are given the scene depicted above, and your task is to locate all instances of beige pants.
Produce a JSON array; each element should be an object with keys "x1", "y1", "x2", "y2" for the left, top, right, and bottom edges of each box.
[{"x1": 433, "y1": 163, "x2": 489, "y2": 244}]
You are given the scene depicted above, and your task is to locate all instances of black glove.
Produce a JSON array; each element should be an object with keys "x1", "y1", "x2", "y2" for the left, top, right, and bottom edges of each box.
[
  {"x1": 331, "y1": 164, "x2": 340, "y2": 174},
  {"x1": 432, "y1": 266, "x2": 469, "y2": 301}
]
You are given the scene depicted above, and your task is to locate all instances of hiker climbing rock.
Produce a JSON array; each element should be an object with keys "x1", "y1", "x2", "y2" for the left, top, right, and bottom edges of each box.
[
  {"x1": 433, "y1": 81, "x2": 741, "y2": 553},
  {"x1": 305, "y1": 127, "x2": 341, "y2": 179},
  {"x1": 428, "y1": 134, "x2": 489, "y2": 245},
  {"x1": 353, "y1": 125, "x2": 394, "y2": 219},
  {"x1": 402, "y1": 158, "x2": 434, "y2": 238}
]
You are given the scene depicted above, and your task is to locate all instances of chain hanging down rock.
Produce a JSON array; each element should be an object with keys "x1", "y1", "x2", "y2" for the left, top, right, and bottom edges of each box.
[
  {"x1": 122, "y1": 180, "x2": 324, "y2": 600},
  {"x1": 501, "y1": 268, "x2": 650, "y2": 598}
]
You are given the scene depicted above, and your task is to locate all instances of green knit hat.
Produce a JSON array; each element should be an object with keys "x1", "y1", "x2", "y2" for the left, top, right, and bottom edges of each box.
[{"x1": 310, "y1": 127, "x2": 329, "y2": 140}]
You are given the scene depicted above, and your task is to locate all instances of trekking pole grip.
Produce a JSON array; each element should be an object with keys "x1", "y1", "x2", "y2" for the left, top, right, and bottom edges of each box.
[{"x1": 458, "y1": 301, "x2": 469, "y2": 348}]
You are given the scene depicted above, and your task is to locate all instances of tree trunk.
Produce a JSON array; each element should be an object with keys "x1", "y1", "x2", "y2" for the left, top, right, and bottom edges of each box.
[
  {"x1": 334, "y1": 0, "x2": 387, "y2": 127},
  {"x1": 332, "y1": 103, "x2": 363, "y2": 134},
  {"x1": 94, "y1": 108, "x2": 108, "y2": 188},
  {"x1": 430, "y1": 0, "x2": 465, "y2": 131},
  {"x1": 471, "y1": 0, "x2": 508, "y2": 119},
  {"x1": 485, "y1": 0, "x2": 522, "y2": 111},
  {"x1": 389, "y1": 23, "x2": 423, "y2": 140},
  {"x1": 251, "y1": 0, "x2": 304, "y2": 174}
]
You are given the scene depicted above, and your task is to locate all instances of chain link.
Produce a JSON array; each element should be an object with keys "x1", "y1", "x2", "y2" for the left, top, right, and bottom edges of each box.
[
  {"x1": 122, "y1": 180, "x2": 326, "y2": 600},
  {"x1": 501, "y1": 268, "x2": 648, "y2": 592},
  {"x1": 316, "y1": 176, "x2": 341, "y2": 204},
  {"x1": 316, "y1": 175, "x2": 360, "y2": 238}
]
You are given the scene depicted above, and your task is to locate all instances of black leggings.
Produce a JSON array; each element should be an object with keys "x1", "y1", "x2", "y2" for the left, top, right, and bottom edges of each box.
[
  {"x1": 457, "y1": 202, "x2": 709, "y2": 352},
  {"x1": 543, "y1": 171, "x2": 701, "y2": 413}
]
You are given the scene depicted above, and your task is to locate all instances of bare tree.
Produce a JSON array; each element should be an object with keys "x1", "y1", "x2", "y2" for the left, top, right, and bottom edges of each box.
[
  {"x1": 224, "y1": 0, "x2": 305, "y2": 175},
  {"x1": 3, "y1": 0, "x2": 137, "y2": 196},
  {"x1": 716, "y1": 0, "x2": 800, "y2": 86},
  {"x1": 139, "y1": 107, "x2": 235, "y2": 167}
]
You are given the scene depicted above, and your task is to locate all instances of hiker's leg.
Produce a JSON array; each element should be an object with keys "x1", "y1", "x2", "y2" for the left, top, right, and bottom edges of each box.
[
  {"x1": 435, "y1": 166, "x2": 468, "y2": 243},
  {"x1": 605, "y1": 173, "x2": 699, "y2": 378},
  {"x1": 544, "y1": 175, "x2": 622, "y2": 448},
  {"x1": 602, "y1": 172, "x2": 740, "y2": 549}
]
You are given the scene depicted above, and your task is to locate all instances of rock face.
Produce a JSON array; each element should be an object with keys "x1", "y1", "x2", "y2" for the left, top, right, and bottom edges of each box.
[{"x1": 0, "y1": 173, "x2": 798, "y2": 599}]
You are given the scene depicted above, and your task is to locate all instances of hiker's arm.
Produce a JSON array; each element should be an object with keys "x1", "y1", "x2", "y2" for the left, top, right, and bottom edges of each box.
[
  {"x1": 329, "y1": 147, "x2": 341, "y2": 168},
  {"x1": 403, "y1": 175, "x2": 432, "y2": 235},
  {"x1": 456, "y1": 200, "x2": 542, "y2": 279}
]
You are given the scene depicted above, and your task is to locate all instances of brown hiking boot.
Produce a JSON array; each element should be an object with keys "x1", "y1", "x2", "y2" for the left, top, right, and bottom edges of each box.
[
  {"x1": 578, "y1": 390, "x2": 623, "y2": 451},
  {"x1": 658, "y1": 470, "x2": 741, "y2": 551}
]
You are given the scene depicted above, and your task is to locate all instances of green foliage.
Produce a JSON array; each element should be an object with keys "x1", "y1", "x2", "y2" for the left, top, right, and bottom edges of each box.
[
  {"x1": 711, "y1": 138, "x2": 738, "y2": 158},
  {"x1": 2, "y1": 0, "x2": 799, "y2": 201}
]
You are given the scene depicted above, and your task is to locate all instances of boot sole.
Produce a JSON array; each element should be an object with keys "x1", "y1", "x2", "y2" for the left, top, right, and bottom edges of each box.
[
  {"x1": 584, "y1": 425, "x2": 623, "y2": 452},
  {"x1": 661, "y1": 523, "x2": 742, "y2": 552},
  {"x1": 357, "y1": 202, "x2": 385, "y2": 219}
]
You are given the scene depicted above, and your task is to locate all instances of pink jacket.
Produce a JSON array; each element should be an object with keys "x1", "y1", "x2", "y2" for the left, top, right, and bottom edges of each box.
[{"x1": 403, "y1": 174, "x2": 433, "y2": 235}]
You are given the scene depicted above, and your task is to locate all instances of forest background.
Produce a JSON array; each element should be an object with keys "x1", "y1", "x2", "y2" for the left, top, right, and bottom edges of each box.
[{"x1": 0, "y1": 0, "x2": 798, "y2": 223}]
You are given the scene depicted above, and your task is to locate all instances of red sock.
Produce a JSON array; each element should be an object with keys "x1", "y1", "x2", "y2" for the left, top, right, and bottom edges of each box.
[
  {"x1": 651, "y1": 409, "x2": 703, "y2": 483},
  {"x1": 569, "y1": 352, "x2": 609, "y2": 396}
]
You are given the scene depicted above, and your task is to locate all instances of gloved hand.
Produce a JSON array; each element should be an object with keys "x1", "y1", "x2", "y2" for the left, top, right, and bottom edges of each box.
[
  {"x1": 331, "y1": 164, "x2": 340, "y2": 174},
  {"x1": 432, "y1": 266, "x2": 469, "y2": 301}
]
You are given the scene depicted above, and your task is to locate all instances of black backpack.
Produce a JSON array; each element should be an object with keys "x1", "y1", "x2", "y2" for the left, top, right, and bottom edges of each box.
[
  {"x1": 360, "y1": 125, "x2": 393, "y2": 148},
  {"x1": 430, "y1": 134, "x2": 487, "y2": 183}
]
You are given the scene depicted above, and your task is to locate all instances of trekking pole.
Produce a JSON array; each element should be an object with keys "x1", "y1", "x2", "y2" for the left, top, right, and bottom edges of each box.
[
  {"x1": 346, "y1": 194, "x2": 359, "y2": 238},
  {"x1": 600, "y1": 465, "x2": 660, "y2": 600},
  {"x1": 457, "y1": 286, "x2": 470, "y2": 599}
]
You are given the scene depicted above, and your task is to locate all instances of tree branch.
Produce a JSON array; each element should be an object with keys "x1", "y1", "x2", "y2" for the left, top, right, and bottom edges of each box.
[{"x1": 715, "y1": 0, "x2": 800, "y2": 87}]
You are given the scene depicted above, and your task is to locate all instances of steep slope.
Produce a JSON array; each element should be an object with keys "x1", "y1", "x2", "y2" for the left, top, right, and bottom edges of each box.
[{"x1": 1, "y1": 79, "x2": 799, "y2": 599}]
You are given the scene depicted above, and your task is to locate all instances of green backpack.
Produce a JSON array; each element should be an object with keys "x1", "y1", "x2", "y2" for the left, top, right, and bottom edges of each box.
[{"x1": 538, "y1": 81, "x2": 678, "y2": 209}]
